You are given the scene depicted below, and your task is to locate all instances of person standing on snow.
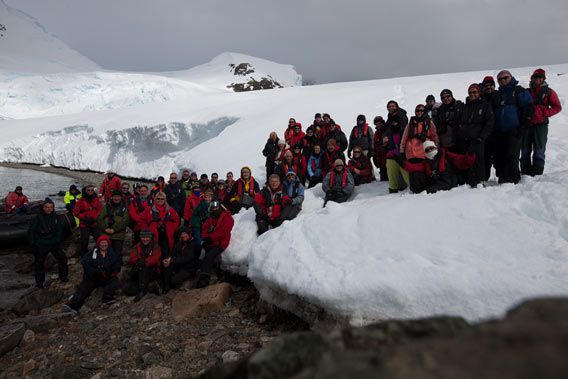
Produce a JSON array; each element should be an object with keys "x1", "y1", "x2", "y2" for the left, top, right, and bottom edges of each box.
[
  {"x1": 384, "y1": 101, "x2": 409, "y2": 193},
  {"x1": 481, "y1": 76, "x2": 500, "y2": 181},
  {"x1": 434, "y1": 89, "x2": 464, "y2": 151},
  {"x1": 262, "y1": 131, "x2": 280, "y2": 180},
  {"x1": 348, "y1": 114, "x2": 374, "y2": 159},
  {"x1": 521, "y1": 68, "x2": 562, "y2": 176},
  {"x1": 372, "y1": 116, "x2": 389, "y2": 182},
  {"x1": 493, "y1": 70, "x2": 534, "y2": 184}
]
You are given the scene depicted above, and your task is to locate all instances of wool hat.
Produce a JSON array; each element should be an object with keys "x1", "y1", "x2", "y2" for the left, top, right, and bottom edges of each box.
[
  {"x1": 293, "y1": 143, "x2": 302, "y2": 150},
  {"x1": 532, "y1": 68, "x2": 546, "y2": 79},
  {"x1": 179, "y1": 226, "x2": 191, "y2": 238},
  {"x1": 69, "y1": 184, "x2": 78, "y2": 192},
  {"x1": 440, "y1": 89, "x2": 453, "y2": 98},
  {"x1": 217, "y1": 179, "x2": 226, "y2": 186},
  {"x1": 423, "y1": 140, "x2": 437, "y2": 150},
  {"x1": 426, "y1": 94, "x2": 435, "y2": 102},
  {"x1": 497, "y1": 70, "x2": 512, "y2": 80},
  {"x1": 97, "y1": 234, "x2": 111, "y2": 246},
  {"x1": 356, "y1": 114, "x2": 366, "y2": 123},
  {"x1": 200, "y1": 174, "x2": 208, "y2": 179},
  {"x1": 482, "y1": 76, "x2": 495, "y2": 86},
  {"x1": 315, "y1": 113, "x2": 322, "y2": 118},
  {"x1": 43, "y1": 197, "x2": 54, "y2": 204},
  {"x1": 15, "y1": 186, "x2": 23, "y2": 191},
  {"x1": 286, "y1": 169, "x2": 297, "y2": 177},
  {"x1": 140, "y1": 228, "x2": 153, "y2": 238},
  {"x1": 277, "y1": 139, "x2": 286, "y2": 146},
  {"x1": 334, "y1": 158, "x2": 344, "y2": 167},
  {"x1": 111, "y1": 189, "x2": 122, "y2": 197},
  {"x1": 468, "y1": 83, "x2": 481, "y2": 92},
  {"x1": 373, "y1": 116, "x2": 385, "y2": 125}
]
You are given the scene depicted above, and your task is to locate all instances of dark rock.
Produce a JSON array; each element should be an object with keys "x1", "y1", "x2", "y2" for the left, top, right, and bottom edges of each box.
[
  {"x1": 229, "y1": 63, "x2": 255, "y2": 76},
  {"x1": 12, "y1": 288, "x2": 63, "y2": 316},
  {"x1": 0, "y1": 322, "x2": 25, "y2": 357},
  {"x1": 16, "y1": 312, "x2": 73, "y2": 333},
  {"x1": 51, "y1": 365, "x2": 95, "y2": 379}
]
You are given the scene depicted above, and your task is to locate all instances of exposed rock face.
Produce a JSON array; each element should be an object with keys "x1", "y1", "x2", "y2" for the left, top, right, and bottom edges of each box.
[
  {"x1": 198, "y1": 298, "x2": 568, "y2": 379},
  {"x1": 12, "y1": 288, "x2": 63, "y2": 316},
  {"x1": 230, "y1": 63, "x2": 255, "y2": 76},
  {"x1": 227, "y1": 62, "x2": 284, "y2": 92},
  {"x1": 0, "y1": 23, "x2": 6, "y2": 38},
  {"x1": 171, "y1": 283, "x2": 232, "y2": 321}
]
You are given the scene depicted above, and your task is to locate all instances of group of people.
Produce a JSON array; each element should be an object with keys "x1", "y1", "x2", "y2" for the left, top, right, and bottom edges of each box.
[
  {"x1": 23, "y1": 67, "x2": 561, "y2": 313},
  {"x1": 263, "y1": 68, "x2": 561, "y2": 199}
]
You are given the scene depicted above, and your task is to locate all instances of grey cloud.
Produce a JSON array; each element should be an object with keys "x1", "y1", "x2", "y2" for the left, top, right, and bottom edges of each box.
[{"x1": 6, "y1": 0, "x2": 568, "y2": 82}]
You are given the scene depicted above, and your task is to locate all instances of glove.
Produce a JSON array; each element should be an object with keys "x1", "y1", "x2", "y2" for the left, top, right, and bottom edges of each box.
[
  {"x1": 134, "y1": 258, "x2": 145, "y2": 271},
  {"x1": 282, "y1": 198, "x2": 292, "y2": 206}
]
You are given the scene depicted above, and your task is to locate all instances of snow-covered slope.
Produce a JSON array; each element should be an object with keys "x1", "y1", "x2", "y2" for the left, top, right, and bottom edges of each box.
[
  {"x1": 0, "y1": 0, "x2": 98, "y2": 73},
  {"x1": 165, "y1": 52, "x2": 302, "y2": 91},
  {"x1": 1, "y1": 64, "x2": 567, "y2": 324},
  {"x1": 0, "y1": 51, "x2": 302, "y2": 119}
]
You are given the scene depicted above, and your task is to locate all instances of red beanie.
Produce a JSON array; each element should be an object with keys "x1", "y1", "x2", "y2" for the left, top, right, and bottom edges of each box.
[
  {"x1": 532, "y1": 68, "x2": 546, "y2": 79},
  {"x1": 468, "y1": 83, "x2": 481, "y2": 92},
  {"x1": 482, "y1": 76, "x2": 495, "y2": 85},
  {"x1": 97, "y1": 235, "x2": 111, "y2": 247}
]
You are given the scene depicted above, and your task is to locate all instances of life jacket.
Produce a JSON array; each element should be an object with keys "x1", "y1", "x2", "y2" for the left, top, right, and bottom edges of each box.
[
  {"x1": 408, "y1": 117, "x2": 431, "y2": 142},
  {"x1": 354, "y1": 123, "x2": 369, "y2": 138},
  {"x1": 237, "y1": 178, "x2": 256, "y2": 197},
  {"x1": 329, "y1": 170, "x2": 348, "y2": 188},
  {"x1": 150, "y1": 203, "x2": 173, "y2": 224},
  {"x1": 133, "y1": 196, "x2": 153, "y2": 213},
  {"x1": 532, "y1": 85, "x2": 550, "y2": 106}
]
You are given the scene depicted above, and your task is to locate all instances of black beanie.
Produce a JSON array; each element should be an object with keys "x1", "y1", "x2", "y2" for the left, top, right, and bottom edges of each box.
[
  {"x1": 426, "y1": 94, "x2": 435, "y2": 102},
  {"x1": 356, "y1": 114, "x2": 366, "y2": 123},
  {"x1": 315, "y1": 113, "x2": 322, "y2": 118},
  {"x1": 44, "y1": 197, "x2": 54, "y2": 205},
  {"x1": 440, "y1": 89, "x2": 453, "y2": 98}
]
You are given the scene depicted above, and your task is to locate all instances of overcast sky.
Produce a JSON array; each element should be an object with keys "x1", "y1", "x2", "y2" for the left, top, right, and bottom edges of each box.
[{"x1": 6, "y1": 0, "x2": 568, "y2": 83}]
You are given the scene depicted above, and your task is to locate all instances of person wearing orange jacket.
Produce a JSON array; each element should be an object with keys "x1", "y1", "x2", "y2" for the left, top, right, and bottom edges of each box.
[
  {"x1": 142, "y1": 192, "x2": 180, "y2": 258},
  {"x1": 73, "y1": 184, "x2": 102, "y2": 256},
  {"x1": 522, "y1": 68, "x2": 563, "y2": 176},
  {"x1": 195, "y1": 201, "x2": 234, "y2": 288},
  {"x1": 4, "y1": 186, "x2": 29, "y2": 214},
  {"x1": 227, "y1": 166, "x2": 260, "y2": 214},
  {"x1": 123, "y1": 229, "x2": 162, "y2": 301},
  {"x1": 99, "y1": 170, "x2": 122, "y2": 204}
]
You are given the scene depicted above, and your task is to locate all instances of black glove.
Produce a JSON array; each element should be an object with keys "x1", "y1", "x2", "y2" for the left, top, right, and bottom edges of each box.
[
  {"x1": 282, "y1": 198, "x2": 292, "y2": 206},
  {"x1": 134, "y1": 258, "x2": 145, "y2": 271}
]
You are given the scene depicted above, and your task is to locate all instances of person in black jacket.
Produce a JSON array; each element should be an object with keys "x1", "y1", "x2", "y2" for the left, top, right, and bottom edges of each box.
[
  {"x1": 63, "y1": 235, "x2": 121, "y2": 312},
  {"x1": 456, "y1": 83, "x2": 495, "y2": 186},
  {"x1": 164, "y1": 172, "x2": 186, "y2": 219},
  {"x1": 322, "y1": 120, "x2": 348, "y2": 153},
  {"x1": 348, "y1": 114, "x2": 374, "y2": 159},
  {"x1": 161, "y1": 227, "x2": 199, "y2": 291},
  {"x1": 262, "y1": 132, "x2": 279, "y2": 181},
  {"x1": 28, "y1": 197, "x2": 68, "y2": 288},
  {"x1": 407, "y1": 141, "x2": 458, "y2": 194},
  {"x1": 434, "y1": 89, "x2": 464, "y2": 150},
  {"x1": 481, "y1": 76, "x2": 500, "y2": 181}
]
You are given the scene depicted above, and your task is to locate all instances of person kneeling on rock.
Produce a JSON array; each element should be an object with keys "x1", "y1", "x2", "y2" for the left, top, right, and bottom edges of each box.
[
  {"x1": 194, "y1": 201, "x2": 234, "y2": 289},
  {"x1": 161, "y1": 226, "x2": 200, "y2": 292},
  {"x1": 123, "y1": 229, "x2": 162, "y2": 301},
  {"x1": 63, "y1": 235, "x2": 122, "y2": 313}
]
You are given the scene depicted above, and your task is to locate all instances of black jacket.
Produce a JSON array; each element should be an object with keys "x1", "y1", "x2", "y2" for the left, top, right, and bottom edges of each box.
[
  {"x1": 457, "y1": 97, "x2": 494, "y2": 147},
  {"x1": 434, "y1": 100, "x2": 464, "y2": 148},
  {"x1": 81, "y1": 247, "x2": 122, "y2": 280},
  {"x1": 28, "y1": 210, "x2": 63, "y2": 247},
  {"x1": 323, "y1": 128, "x2": 348, "y2": 152},
  {"x1": 262, "y1": 138, "x2": 279, "y2": 164},
  {"x1": 164, "y1": 182, "x2": 186, "y2": 217}
]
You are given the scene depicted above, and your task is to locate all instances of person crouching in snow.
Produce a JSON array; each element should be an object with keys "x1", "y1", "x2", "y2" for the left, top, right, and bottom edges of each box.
[
  {"x1": 195, "y1": 201, "x2": 234, "y2": 288},
  {"x1": 322, "y1": 159, "x2": 354, "y2": 206},
  {"x1": 253, "y1": 174, "x2": 289, "y2": 235},
  {"x1": 161, "y1": 226, "x2": 199, "y2": 292},
  {"x1": 63, "y1": 235, "x2": 122, "y2": 313},
  {"x1": 405, "y1": 140, "x2": 458, "y2": 194},
  {"x1": 123, "y1": 229, "x2": 162, "y2": 301},
  {"x1": 281, "y1": 170, "x2": 305, "y2": 221}
]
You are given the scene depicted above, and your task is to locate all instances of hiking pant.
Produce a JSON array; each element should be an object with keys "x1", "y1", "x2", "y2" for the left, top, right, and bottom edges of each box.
[
  {"x1": 256, "y1": 216, "x2": 283, "y2": 235},
  {"x1": 33, "y1": 244, "x2": 68, "y2": 286},
  {"x1": 324, "y1": 191, "x2": 350, "y2": 205},
  {"x1": 386, "y1": 159, "x2": 409, "y2": 191},
  {"x1": 68, "y1": 276, "x2": 119, "y2": 310},
  {"x1": 195, "y1": 246, "x2": 224, "y2": 288},
  {"x1": 521, "y1": 123, "x2": 548, "y2": 176},
  {"x1": 465, "y1": 140, "x2": 485, "y2": 187},
  {"x1": 378, "y1": 164, "x2": 388, "y2": 182},
  {"x1": 79, "y1": 226, "x2": 99, "y2": 256},
  {"x1": 495, "y1": 129, "x2": 522, "y2": 184},
  {"x1": 122, "y1": 267, "x2": 160, "y2": 295},
  {"x1": 281, "y1": 205, "x2": 301, "y2": 221},
  {"x1": 162, "y1": 266, "x2": 196, "y2": 289}
]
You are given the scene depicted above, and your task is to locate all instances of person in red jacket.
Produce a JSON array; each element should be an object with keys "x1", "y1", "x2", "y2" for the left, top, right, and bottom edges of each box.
[
  {"x1": 128, "y1": 184, "x2": 153, "y2": 244},
  {"x1": 253, "y1": 174, "x2": 290, "y2": 236},
  {"x1": 124, "y1": 229, "x2": 162, "y2": 301},
  {"x1": 291, "y1": 143, "x2": 308, "y2": 185},
  {"x1": 4, "y1": 186, "x2": 29, "y2": 213},
  {"x1": 73, "y1": 184, "x2": 102, "y2": 256},
  {"x1": 183, "y1": 185, "x2": 203, "y2": 225},
  {"x1": 284, "y1": 117, "x2": 299, "y2": 145},
  {"x1": 195, "y1": 201, "x2": 234, "y2": 288},
  {"x1": 99, "y1": 170, "x2": 122, "y2": 204},
  {"x1": 347, "y1": 146, "x2": 373, "y2": 185},
  {"x1": 287, "y1": 123, "x2": 305, "y2": 147},
  {"x1": 372, "y1": 116, "x2": 389, "y2": 181},
  {"x1": 521, "y1": 68, "x2": 563, "y2": 176},
  {"x1": 142, "y1": 192, "x2": 179, "y2": 258}
]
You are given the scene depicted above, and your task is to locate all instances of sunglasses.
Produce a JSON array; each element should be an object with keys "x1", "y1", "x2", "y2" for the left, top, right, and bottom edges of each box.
[
  {"x1": 483, "y1": 83, "x2": 494, "y2": 87},
  {"x1": 353, "y1": 151, "x2": 362, "y2": 154},
  {"x1": 497, "y1": 76, "x2": 510, "y2": 82},
  {"x1": 416, "y1": 109, "x2": 425, "y2": 113},
  {"x1": 468, "y1": 90, "x2": 479, "y2": 94},
  {"x1": 156, "y1": 198, "x2": 166, "y2": 201}
]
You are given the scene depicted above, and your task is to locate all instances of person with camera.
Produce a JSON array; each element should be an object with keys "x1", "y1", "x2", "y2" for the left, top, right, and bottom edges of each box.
[
  {"x1": 142, "y1": 192, "x2": 179, "y2": 258},
  {"x1": 98, "y1": 189, "x2": 130, "y2": 254},
  {"x1": 63, "y1": 235, "x2": 122, "y2": 312},
  {"x1": 124, "y1": 229, "x2": 162, "y2": 301}
]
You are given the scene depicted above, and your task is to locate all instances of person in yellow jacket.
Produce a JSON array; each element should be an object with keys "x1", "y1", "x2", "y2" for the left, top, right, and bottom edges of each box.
[
  {"x1": 64, "y1": 185, "x2": 81, "y2": 226},
  {"x1": 226, "y1": 166, "x2": 260, "y2": 214}
]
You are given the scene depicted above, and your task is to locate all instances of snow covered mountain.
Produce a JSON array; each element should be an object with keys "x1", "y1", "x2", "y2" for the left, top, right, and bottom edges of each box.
[
  {"x1": 1, "y1": 63, "x2": 567, "y2": 325},
  {"x1": 0, "y1": 0, "x2": 99, "y2": 73}
]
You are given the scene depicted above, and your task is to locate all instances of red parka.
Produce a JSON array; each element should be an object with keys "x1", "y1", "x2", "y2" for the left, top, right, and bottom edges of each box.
[
  {"x1": 73, "y1": 196, "x2": 102, "y2": 228},
  {"x1": 530, "y1": 85, "x2": 562, "y2": 125},
  {"x1": 128, "y1": 242, "x2": 162, "y2": 270},
  {"x1": 183, "y1": 193, "x2": 202, "y2": 221},
  {"x1": 128, "y1": 196, "x2": 153, "y2": 232},
  {"x1": 253, "y1": 186, "x2": 290, "y2": 221},
  {"x1": 99, "y1": 175, "x2": 122, "y2": 203},
  {"x1": 4, "y1": 192, "x2": 29, "y2": 213},
  {"x1": 142, "y1": 203, "x2": 180, "y2": 251},
  {"x1": 201, "y1": 210, "x2": 234, "y2": 250}
]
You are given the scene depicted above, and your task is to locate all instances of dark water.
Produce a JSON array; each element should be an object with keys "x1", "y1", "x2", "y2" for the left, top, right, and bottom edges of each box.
[{"x1": 0, "y1": 166, "x2": 78, "y2": 209}]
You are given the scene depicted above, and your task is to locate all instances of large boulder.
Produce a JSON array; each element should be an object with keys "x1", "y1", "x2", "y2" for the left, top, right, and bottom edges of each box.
[
  {"x1": 0, "y1": 322, "x2": 25, "y2": 357},
  {"x1": 198, "y1": 298, "x2": 568, "y2": 379},
  {"x1": 12, "y1": 288, "x2": 63, "y2": 316},
  {"x1": 171, "y1": 283, "x2": 232, "y2": 321}
]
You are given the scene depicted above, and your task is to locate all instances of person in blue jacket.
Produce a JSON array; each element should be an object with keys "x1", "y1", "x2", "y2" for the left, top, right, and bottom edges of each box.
[
  {"x1": 494, "y1": 70, "x2": 534, "y2": 184},
  {"x1": 281, "y1": 169, "x2": 305, "y2": 221},
  {"x1": 307, "y1": 144, "x2": 323, "y2": 188}
]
